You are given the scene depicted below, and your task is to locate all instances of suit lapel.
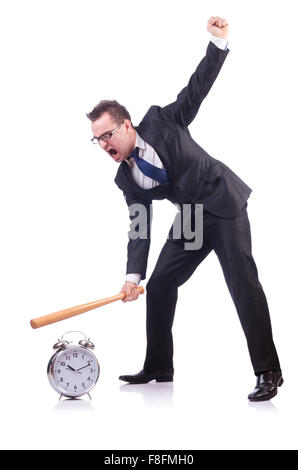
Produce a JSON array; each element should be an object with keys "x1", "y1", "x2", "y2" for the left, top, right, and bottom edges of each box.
[
  {"x1": 114, "y1": 122, "x2": 173, "y2": 194},
  {"x1": 134, "y1": 123, "x2": 172, "y2": 179}
]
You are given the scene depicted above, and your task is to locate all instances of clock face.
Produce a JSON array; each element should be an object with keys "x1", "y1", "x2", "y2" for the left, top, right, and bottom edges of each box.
[{"x1": 49, "y1": 346, "x2": 99, "y2": 397}]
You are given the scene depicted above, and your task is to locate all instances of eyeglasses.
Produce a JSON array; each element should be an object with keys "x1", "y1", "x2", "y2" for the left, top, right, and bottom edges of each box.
[{"x1": 91, "y1": 121, "x2": 124, "y2": 144}]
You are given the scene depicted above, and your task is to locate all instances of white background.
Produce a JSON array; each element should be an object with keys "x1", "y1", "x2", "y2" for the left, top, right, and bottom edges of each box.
[{"x1": 0, "y1": 0, "x2": 297, "y2": 450}]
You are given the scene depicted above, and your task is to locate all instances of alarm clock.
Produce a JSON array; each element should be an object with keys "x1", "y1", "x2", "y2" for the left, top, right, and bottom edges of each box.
[{"x1": 47, "y1": 331, "x2": 100, "y2": 399}]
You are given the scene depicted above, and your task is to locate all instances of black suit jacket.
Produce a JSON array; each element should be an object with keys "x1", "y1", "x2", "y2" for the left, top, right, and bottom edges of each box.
[{"x1": 114, "y1": 41, "x2": 252, "y2": 280}]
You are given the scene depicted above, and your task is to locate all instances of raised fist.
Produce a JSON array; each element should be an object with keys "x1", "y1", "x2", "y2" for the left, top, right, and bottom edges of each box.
[{"x1": 207, "y1": 16, "x2": 229, "y2": 39}]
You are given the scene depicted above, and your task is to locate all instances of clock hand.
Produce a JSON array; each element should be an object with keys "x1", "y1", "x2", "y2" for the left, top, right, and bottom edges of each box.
[
  {"x1": 66, "y1": 364, "x2": 81, "y2": 374},
  {"x1": 76, "y1": 362, "x2": 91, "y2": 372}
]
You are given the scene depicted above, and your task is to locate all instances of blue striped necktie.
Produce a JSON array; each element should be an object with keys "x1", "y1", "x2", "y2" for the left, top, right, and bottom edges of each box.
[{"x1": 129, "y1": 147, "x2": 169, "y2": 184}]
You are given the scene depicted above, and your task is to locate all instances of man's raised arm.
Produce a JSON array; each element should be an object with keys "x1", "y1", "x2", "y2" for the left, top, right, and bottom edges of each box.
[{"x1": 161, "y1": 16, "x2": 229, "y2": 127}]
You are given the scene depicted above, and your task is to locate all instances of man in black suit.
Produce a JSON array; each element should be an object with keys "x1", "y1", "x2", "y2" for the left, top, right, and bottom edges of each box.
[{"x1": 87, "y1": 16, "x2": 283, "y2": 401}]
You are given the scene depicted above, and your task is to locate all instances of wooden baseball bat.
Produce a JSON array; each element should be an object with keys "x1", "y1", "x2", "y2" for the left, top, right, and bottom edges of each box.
[{"x1": 30, "y1": 286, "x2": 145, "y2": 329}]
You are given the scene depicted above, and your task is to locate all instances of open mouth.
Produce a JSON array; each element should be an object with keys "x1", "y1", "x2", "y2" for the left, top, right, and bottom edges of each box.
[
  {"x1": 108, "y1": 148, "x2": 118, "y2": 157},
  {"x1": 108, "y1": 148, "x2": 121, "y2": 161}
]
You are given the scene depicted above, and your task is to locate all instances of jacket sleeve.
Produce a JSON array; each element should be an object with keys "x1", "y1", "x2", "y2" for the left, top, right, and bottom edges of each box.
[
  {"x1": 161, "y1": 40, "x2": 229, "y2": 127},
  {"x1": 122, "y1": 190, "x2": 153, "y2": 281}
]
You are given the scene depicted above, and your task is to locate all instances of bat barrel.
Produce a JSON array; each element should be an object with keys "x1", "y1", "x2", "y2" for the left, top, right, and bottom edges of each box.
[{"x1": 30, "y1": 286, "x2": 145, "y2": 329}]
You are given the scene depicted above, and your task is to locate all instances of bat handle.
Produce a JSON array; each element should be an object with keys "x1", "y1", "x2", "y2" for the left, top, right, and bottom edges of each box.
[{"x1": 122, "y1": 285, "x2": 145, "y2": 299}]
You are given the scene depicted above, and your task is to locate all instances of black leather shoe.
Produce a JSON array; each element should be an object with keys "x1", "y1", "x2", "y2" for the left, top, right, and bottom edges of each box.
[
  {"x1": 119, "y1": 369, "x2": 173, "y2": 384},
  {"x1": 248, "y1": 370, "x2": 284, "y2": 401}
]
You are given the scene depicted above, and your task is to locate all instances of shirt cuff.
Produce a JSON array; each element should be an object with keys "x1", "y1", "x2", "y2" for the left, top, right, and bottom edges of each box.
[
  {"x1": 125, "y1": 273, "x2": 142, "y2": 285},
  {"x1": 210, "y1": 35, "x2": 228, "y2": 51}
]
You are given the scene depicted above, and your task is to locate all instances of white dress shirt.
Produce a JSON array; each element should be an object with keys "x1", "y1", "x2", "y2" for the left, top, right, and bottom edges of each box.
[
  {"x1": 125, "y1": 36, "x2": 228, "y2": 286},
  {"x1": 124, "y1": 132, "x2": 165, "y2": 189}
]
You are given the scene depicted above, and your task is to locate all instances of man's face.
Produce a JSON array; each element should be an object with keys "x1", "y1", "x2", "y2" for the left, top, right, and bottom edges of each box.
[{"x1": 91, "y1": 112, "x2": 136, "y2": 163}]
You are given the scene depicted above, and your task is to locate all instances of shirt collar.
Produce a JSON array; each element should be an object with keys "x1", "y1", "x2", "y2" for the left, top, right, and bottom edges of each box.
[
  {"x1": 134, "y1": 132, "x2": 146, "y2": 151},
  {"x1": 124, "y1": 131, "x2": 145, "y2": 167}
]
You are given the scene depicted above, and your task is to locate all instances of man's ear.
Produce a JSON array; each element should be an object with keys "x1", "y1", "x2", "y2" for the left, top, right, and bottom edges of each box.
[{"x1": 124, "y1": 119, "x2": 133, "y2": 133}]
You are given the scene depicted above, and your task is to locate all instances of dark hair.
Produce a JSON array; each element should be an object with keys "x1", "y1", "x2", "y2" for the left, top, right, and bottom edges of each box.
[{"x1": 86, "y1": 99, "x2": 132, "y2": 125}]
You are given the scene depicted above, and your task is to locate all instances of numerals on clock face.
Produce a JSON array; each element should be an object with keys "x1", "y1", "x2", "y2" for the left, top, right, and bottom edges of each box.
[{"x1": 53, "y1": 347, "x2": 99, "y2": 396}]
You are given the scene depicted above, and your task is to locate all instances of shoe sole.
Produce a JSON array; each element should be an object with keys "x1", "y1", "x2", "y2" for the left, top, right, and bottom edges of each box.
[
  {"x1": 248, "y1": 376, "x2": 284, "y2": 402},
  {"x1": 119, "y1": 376, "x2": 173, "y2": 384},
  {"x1": 156, "y1": 376, "x2": 173, "y2": 382}
]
